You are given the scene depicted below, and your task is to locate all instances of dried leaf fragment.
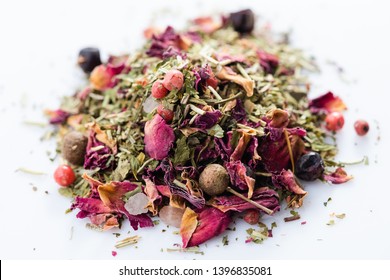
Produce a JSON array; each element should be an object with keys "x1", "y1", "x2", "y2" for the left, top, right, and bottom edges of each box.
[{"x1": 216, "y1": 67, "x2": 254, "y2": 97}]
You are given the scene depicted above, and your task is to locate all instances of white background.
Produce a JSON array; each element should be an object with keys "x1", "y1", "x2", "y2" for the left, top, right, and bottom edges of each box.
[{"x1": 0, "y1": 0, "x2": 389, "y2": 260}]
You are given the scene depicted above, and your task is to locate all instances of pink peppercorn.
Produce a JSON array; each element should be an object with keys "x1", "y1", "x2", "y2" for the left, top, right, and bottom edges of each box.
[
  {"x1": 354, "y1": 120, "x2": 369, "y2": 136},
  {"x1": 325, "y1": 112, "x2": 344, "y2": 132},
  {"x1": 157, "y1": 104, "x2": 174, "y2": 123},
  {"x1": 162, "y1": 69, "x2": 184, "y2": 91},
  {"x1": 151, "y1": 80, "x2": 169, "y2": 99}
]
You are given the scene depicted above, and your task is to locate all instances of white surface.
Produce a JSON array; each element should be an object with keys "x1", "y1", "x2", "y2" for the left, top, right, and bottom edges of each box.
[{"x1": 0, "y1": 0, "x2": 389, "y2": 260}]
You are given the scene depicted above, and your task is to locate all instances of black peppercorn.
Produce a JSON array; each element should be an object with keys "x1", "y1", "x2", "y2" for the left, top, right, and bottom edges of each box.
[
  {"x1": 295, "y1": 152, "x2": 325, "y2": 181},
  {"x1": 78, "y1": 47, "x2": 102, "y2": 74},
  {"x1": 229, "y1": 9, "x2": 255, "y2": 34}
]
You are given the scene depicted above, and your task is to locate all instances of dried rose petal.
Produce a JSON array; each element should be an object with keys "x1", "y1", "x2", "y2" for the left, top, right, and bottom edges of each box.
[
  {"x1": 180, "y1": 207, "x2": 198, "y2": 248},
  {"x1": 243, "y1": 209, "x2": 260, "y2": 225},
  {"x1": 83, "y1": 131, "x2": 113, "y2": 171},
  {"x1": 90, "y1": 123, "x2": 117, "y2": 153},
  {"x1": 259, "y1": 130, "x2": 305, "y2": 172},
  {"x1": 107, "y1": 55, "x2": 129, "y2": 75},
  {"x1": 72, "y1": 197, "x2": 112, "y2": 216},
  {"x1": 146, "y1": 26, "x2": 185, "y2": 59},
  {"x1": 323, "y1": 167, "x2": 353, "y2": 184},
  {"x1": 257, "y1": 50, "x2": 279, "y2": 74},
  {"x1": 194, "y1": 64, "x2": 218, "y2": 91},
  {"x1": 144, "y1": 114, "x2": 175, "y2": 160},
  {"x1": 272, "y1": 169, "x2": 307, "y2": 195},
  {"x1": 230, "y1": 131, "x2": 251, "y2": 161},
  {"x1": 216, "y1": 67, "x2": 254, "y2": 97},
  {"x1": 90, "y1": 65, "x2": 113, "y2": 90},
  {"x1": 193, "y1": 110, "x2": 221, "y2": 129},
  {"x1": 144, "y1": 178, "x2": 162, "y2": 215},
  {"x1": 266, "y1": 109, "x2": 289, "y2": 128},
  {"x1": 46, "y1": 109, "x2": 70, "y2": 125},
  {"x1": 185, "y1": 207, "x2": 231, "y2": 248},
  {"x1": 225, "y1": 160, "x2": 255, "y2": 198},
  {"x1": 192, "y1": 16, "x2": 221, "y2": 34},
  {"x1": 230, "y1": 99, "x2": 247, "y2": 123},
  {"x1": 95, "y1": 180, "x2": 153, "y2": 230},
  {"x1": 309, "y1": 91, "x2": 347, "y2": 113},
  {"x1": 210, "y1": 187, "x2": 280, "y2": 214}
]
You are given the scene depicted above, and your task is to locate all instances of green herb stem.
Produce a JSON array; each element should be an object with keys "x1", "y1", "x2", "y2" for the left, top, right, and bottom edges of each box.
[{"x1": 227, "y1": 187, "x2": 273, "y2": 215}]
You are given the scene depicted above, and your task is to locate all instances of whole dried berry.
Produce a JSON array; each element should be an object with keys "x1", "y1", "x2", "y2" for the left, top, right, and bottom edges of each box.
[
  {"x1": 151, "y1": 80, "x2": 169, "y2": 99},
  {"x1": 354, "y1": 120, "x2": 369, "y2": 136},
  {"x1": 199, "y1": 164, "x2": 229, "y2": 196},
  {"x1": 229, "y1": 9, "x2": 255, "y2": 34},
  {"x1": 78, "y1": 47, "x2": 102, "y2": 74},
  {"x1": 325, "y1": 111, "x2": 344, "y2": 131},
  {"x1": 295, "y1": 152, "x2": 325, "y2": 181},
  {"x1": 157, "y1": 104, "x2": 174, "y2": 122},
  {"x1": 162, "y1": 69, "x2": 184, "y2": 91},
  {"x1": 54, "y1": 165, "x2": 76, "y2": 187},
  {"x1": 62, "y1": 131, "x2": 88, "y2": 166}
]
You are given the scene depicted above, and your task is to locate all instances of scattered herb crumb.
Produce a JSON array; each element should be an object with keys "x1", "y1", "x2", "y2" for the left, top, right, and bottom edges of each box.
[
  {"x1": 335, "y1": 213, "x2": 346, "y2": 219},
  {"x1": 245, "y1": 223, "x2": 269, "y2": 244},
  {"x1": 86, "y1": 223, "x2": 103, "y2": 231},
  {"x1": 166, "y1": 246, "x2": 204, "y2": 255},
  {"x1": 326, "y1": 220, "x2": 335, "y2": 226},
  {"x1": 222, "y1": 235, "x2": 229, "y2": 246},
  {"x1": 290, "y1": 210, "x2": 299, "y2": 216},
  {"x1": 115, "y1": 235, "x2": 140, "y2": 249},
  {"x1": 284, "y1": 214, "x2": 301, "y2": 222},
  {"x1": 23, "y1": 120, "x2": 48, "y2": 127},
  {"x1": 16, "y1": 167, "x2": 46, "y2": 175},
  {"x1": 323, "y1": 197, "x2": 332, "y2": 207},
  {"x1": 113, "y1": 233, "x2": 121, "y2": 238}
]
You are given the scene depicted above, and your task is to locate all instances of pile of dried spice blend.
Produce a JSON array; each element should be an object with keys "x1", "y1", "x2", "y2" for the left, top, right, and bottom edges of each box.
[{"x1": 46, "y1": 9, "x2": 354, "y2": 248}]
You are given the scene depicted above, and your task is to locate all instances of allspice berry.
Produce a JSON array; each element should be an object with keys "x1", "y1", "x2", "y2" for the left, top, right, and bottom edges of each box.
[
  {"x1": 199, "y1": 164, "x2": 229, "y2": 196},
  {"x1": 62, "y1": 131, "x2": 88, "y2": 166}
]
